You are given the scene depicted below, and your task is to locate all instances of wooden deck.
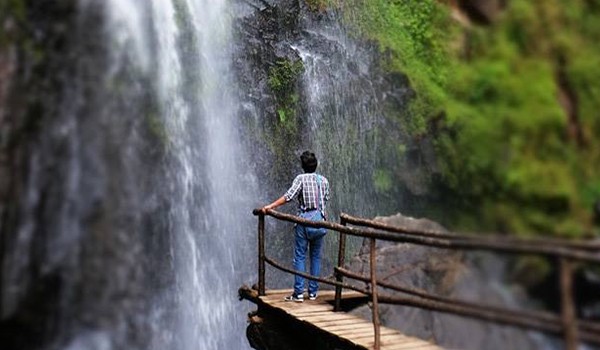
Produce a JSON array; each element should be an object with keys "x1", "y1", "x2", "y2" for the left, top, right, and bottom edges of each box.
[{"x1": 240, "y1": 287, "x2": 442, "y2": 350}]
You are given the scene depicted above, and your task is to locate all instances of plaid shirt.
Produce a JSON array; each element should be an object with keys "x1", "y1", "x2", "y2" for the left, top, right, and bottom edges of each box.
[{"x1": 284, "y1": 173, "x2": 330, "y2": 213}]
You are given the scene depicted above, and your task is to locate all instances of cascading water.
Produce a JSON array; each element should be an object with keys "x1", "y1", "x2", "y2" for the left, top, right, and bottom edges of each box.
[
  {"x1": 104, "y1": 0, "x2": 256, "y2": 348},
  {"x1": 0, "y1": 0, "x2": 257, "y2": 348}
]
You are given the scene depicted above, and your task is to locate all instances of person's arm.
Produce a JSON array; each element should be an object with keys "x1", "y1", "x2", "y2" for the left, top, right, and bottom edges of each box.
[
  {"x1": 261, "y1": 175, "x2": 302, "y2": 213},
  {"x1": 261, "y1": 196, "x2": 286, "y2": 213}
]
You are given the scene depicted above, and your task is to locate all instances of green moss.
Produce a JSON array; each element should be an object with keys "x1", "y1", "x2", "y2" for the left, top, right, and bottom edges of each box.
[
  {"x1": 373, "y1": 169, "x2": 393, "y2": 194},
  {"x1": 267, "y1": 59, "x2": 304, "y2": 131},
  {"x1": 268, "y1": 59, "x2": 304, "y2": 94},
  {"x1": 259, "y1": 60, "x2": 306, "y2": 180}
]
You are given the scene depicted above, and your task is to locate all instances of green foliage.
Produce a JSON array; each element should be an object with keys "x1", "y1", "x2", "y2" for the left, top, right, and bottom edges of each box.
[
  {"x1": 343, "y1": 0, "x2": 600, "y2": 237},
  {"x1": 438, "y1": 0, "x2": 600, "y2": 237}
]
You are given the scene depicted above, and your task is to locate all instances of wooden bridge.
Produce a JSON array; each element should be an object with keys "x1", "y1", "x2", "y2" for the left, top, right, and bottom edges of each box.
[{"x1": 239, "y1": 209, "x2": 600, "y2": 350}]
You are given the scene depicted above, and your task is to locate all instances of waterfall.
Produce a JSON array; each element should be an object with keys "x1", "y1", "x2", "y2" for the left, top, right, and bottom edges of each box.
[{"x1": 103, "y1": 0, "x2": 255, "y2": 348}]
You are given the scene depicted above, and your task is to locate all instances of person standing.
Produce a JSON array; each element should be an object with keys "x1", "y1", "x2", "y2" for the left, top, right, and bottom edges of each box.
[{"x1": 261, "y1": 151, "x2": 330, "y2": 302}]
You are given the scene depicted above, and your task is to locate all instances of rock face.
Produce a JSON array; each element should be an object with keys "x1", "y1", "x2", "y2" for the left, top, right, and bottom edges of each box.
[
  {"x1": 232, "y1": 0, "x2": 422, "y2": 281},
  {"x1": 347, "y1": 214, "x2": 541, "y2": 350},
  {"x1": 232, "y1": 0, "x2": 423, "y2": 218}
]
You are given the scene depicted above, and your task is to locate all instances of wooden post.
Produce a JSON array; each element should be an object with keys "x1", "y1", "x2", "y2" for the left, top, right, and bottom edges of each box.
[
  {"x1": 334, "y1": 217, "x2": 347, "y2": 312},
  {"x1": 560, "y1": 258, "x2": 578, "y2": 350},
  {"x1": 258, "y1": 213, "x2": 266, "y2": 296},
  {"x1": 370, "y1": 238, "x2": 381, "y2": 350}
]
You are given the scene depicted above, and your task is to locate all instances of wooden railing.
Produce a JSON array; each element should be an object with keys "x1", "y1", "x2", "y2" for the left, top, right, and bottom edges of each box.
[{"x1": 252, "y1": 209, "x2": 600, "y2": 350}]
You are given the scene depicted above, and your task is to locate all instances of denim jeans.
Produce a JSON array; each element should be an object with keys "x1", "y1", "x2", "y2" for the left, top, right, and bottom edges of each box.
[{"x1": 293, "y1": 212, "x2": 326, "y2": 296}]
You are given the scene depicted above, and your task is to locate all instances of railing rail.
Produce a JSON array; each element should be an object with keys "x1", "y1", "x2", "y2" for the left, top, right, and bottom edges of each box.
[
  {"x1": 252, "y1": 208, "x2": 600, "y2": 350},
  {"x1": 340, "y1": 213, "x2": 600, "y2": 252}
]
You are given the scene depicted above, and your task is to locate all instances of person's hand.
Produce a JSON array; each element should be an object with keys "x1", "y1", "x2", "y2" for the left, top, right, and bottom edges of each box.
[{"x1": 261, "y1": 205, "x2": 270, "y2": 214}]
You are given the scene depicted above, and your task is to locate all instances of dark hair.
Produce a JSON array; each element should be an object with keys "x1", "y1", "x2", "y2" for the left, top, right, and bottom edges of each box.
[{"x1": 300, "y1": 151, "x2": 318, "y2": 173}]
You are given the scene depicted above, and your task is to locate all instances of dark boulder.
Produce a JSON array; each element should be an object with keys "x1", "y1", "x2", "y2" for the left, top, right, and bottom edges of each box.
[{"x1": 458, "y1": 0, "x2": 506, "y2": 24}]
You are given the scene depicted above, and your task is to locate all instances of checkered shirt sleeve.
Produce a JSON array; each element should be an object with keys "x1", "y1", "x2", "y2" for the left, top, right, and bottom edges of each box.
[{"x1": 284, "y1": 175, "x2": 303, "y2": 202}]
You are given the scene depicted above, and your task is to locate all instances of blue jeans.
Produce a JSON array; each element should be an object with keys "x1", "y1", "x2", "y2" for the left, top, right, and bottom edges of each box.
[{"x1": 293, "y1": 212, "x2": 326, "y2": 296}]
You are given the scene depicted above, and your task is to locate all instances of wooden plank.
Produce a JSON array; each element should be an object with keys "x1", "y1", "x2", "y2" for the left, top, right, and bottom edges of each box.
[
  {"x1": 251, "y1": 288, "x2": 442, "y2": 350},
  {"x1": 277, "y1": 304, "x2": 333, "y2": 312},
  {"x1": 279, "y1": 307, "x2": 334, "y2": 315},
  {"x1": 275, "y1": 301, "x2": 332, "y2": 309},
  {"x1": 312, "y1": 317, "x2": 367, "y2": 327},
  {"x1": 320, "y1": 323, "x2": 374, "y2": 332},
  {"x1": 338, "y1": 327, "x2": 397, "y2": 335},
  {"x1": 277, "y1": 305, "x2": 332, "y2": 313},
  {"x1": 296, "y1": 315, "x2": 364, "y2": 324},
  {"x1": 311, "y1": 316, "x2": 365, "y2": 325},
  {"x1": 289, "y1": 309, "x2": 336, "y2": 316},
  {"x1": 295, "y1": 313, "x2": 362, "y2": 321},
  {"x1": 336, "y1": 328, "x2": 398, "y2": 338},
  {"x1": 353, "y1": 334, "x2": 421, "y2": 343},
  {"x1": 289, "y1": 311, "x2": 338, "y2": 318},
  {"x1": 296, "y1": 314, "x2": 360, "y2": 323}
]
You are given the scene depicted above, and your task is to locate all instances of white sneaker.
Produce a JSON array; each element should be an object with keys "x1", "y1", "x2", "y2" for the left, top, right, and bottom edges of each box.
[{"x1": 284, "y1": 294, "x2": 304, "y2": 302}]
